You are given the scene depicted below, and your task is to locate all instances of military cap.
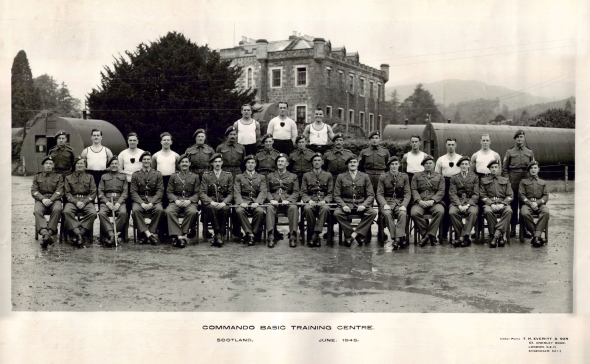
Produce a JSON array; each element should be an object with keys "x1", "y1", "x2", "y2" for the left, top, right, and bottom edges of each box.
[
  {"x1": 344, "y1": 155, "x2": 358, "y2": 165},
  {"x1": 309, "y1": 152, "x2": 323, "y2": 162},
  {"x1": 420, "y1": 155, "x2": 435, "y2": 165},
  {"x1": 242, "y1": 154, "x2": 256, "y2": 165},
  {"x1": 225, "y1": 126, "x2": 237, "y2": 136},
  {"x1": 295, "y1": 135, "x2": 306, "y2": 143},
  {"x1": 260, "y1": 133, "x2": 273, "y2": 143},
  {"x1": 526, "y1": 160, "x2": 539, "y2": 171},
  {"x1": 54, "y1": 130, "x2": 67, "y2": 138},
  {"x1": 332, "y1": 133, "x2": 344, "y2": 142},
  {"x1": 386, "y1": 156, "x2": 400, "y2": 167},
  {"x1": 368, "y1": 130, "x2": 380, "y2": 139},
  {"x1": 209, "y1": 153, "x2": 223, "y2": 163},
  {"x1": 74, "y1": 155, "x2": 86, "y2": 165},
  {"x1": 487, "y1": 159, "x2": 500, "y2": 168},
  {"x1": 139, "y1": 151, "x2": 152, "y2": 161},
  {"x1": 107, "y1": 155, "x2": 119, "y2": 167},
  {"x1": 192, "y1": 128, "x2": 206, "y2": 139},
  {"x1": 275, "y1": 153, "x2": 289, "y2": 165},
  {"x1": 41, "y1": 156, "x2": 53, "y2": 165},
  {"x1": 457, "y1": 156, "x2": 471, "y2": 166},
  {"x1": 513, "y1": 130, "x2": 525, "y2": 139},
  {"x1": 177, "y1": 153, "x2": 190, "y2": 164}
]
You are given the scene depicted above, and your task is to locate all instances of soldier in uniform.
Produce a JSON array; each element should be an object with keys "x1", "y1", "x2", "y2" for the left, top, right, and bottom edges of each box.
[
  {"x1": 289, "y1": 135, "x2": 315, "y2": 186},
  {"x1": 184, "y1": 128, "x2": 215, "y2": 178},
  {"x1": 519, "y1": 161, "x2": 550, "y2": 247},
  {"x1": 130, "y1": 151, "x2": 165, "y2": 245},
  {"x1": 410, "y1": 155, "x2": 445, "y2": 247},
  {"x1": 265, "y1": 153, "x2": 300, "y2": 248},
  {"x1": 234, "y1": 155, "x2": 267, "y2": 246},
  {"x1": 480, "y1": 159, "x2": 513, "y2": 248},
  {"x1": 48, "y1": 130, "x2": 75, "y2": 178},
  {"x1": 165, "y1": 154, "x2": 200, "y2": 248},
  {"x1": 216, "y1": 126, "x2": 245, "y2": 178},
  {"x1": 359, "y1": 130, "x2": 390, "y2": 194},
  {"x1": 502, "y1": 130, "x2": 535, "y2": 237},
  {"x1": 323, "y1": 133, "x2": 355, "y2": 182},
  {"x1": 376, "y1": 156, "x2": 410, "y2": 250},
  {"x1": 31, "y1": 156, "x2": 64, "y2": 248},
  {"x1": 64, "y1": 156, "x2": 97, "y2": 247},
  {"x1": 301, "y1": 153, "x2": 334, "y2": 247},
  {"x1": 200, "y1": 153, "x2": 233, "y2": 247},
  {"x1": 256, "y1": 134, "x2": 280, "y2": 176},
  {"x1": 333, "y1": 155, "x2": 377, "y2": 247},
  {"x1": 97, "y1": 156, "x2": 128, "y2": 247},
  {"x1": 448, "y1": 156, "x2": 480, "y2": 248}
]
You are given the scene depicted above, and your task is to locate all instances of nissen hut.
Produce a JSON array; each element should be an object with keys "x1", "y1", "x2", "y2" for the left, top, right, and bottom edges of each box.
[{"x1": 21, "y1": 116, "x2": 127, "y2": 174}]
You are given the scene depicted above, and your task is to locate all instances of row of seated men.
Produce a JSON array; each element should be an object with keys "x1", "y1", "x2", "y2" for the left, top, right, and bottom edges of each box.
[{"x1": 33, "y1": 140, "x2": 550, "y2": 250}]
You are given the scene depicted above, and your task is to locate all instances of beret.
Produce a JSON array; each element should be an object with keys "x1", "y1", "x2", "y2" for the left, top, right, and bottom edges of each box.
[
  {"x1": 107, "y1": 155, "x2": 119, "y2": 167},
  {"x1": 275, "y1": 153, "x2": 289, "y2": 165},
  {"x1": 332, "y1": 133, "x2": 344, "y2": 142},
  {"x1": 457, "y1": 156, "x2": 471, "y2": 166},
  {"x1": 309, "y1": 152, "x2": 323, "y2": 162},
  {"x1": 368, "y1": 131, "x2": 380, "y2": 139},
  {"x1": 295, "y1": 135, "x2": 306, "y2": 143},
  {"x1": 527, "y1": 160, "x2": 539, "y2": 171},
  {"x1": 177, "y1": 154, "x2": 190, "y2": 164},
  {"x1": 420, "y1": 155, "x2": 435, "y2": 165},
  {"x1": 345, "y1": 155, "x2": 358, "y2": 165},
  {"x1": 54, "y1": 130, "x2": 67, "y2": 138},
  {"x1": 225, "y1": 126, "x2": 237, "y2": 135},
  {"x1": 41, "y1": 156, "x2": 53, "y2": 165},
  {"x1": 487, "y1": 159, "x2": 500, "y2": 168},
  {"x1": 260, "y1": 134, "x2": 273, "y2": 143},
  {"x1": 242, "y1": 154, "x2": 256, "y2": 165},
  {"x1": 513, "y1": 130, "x2": 525, "y2": 139},
  {"x1": 192, "y1": 129, "x2": 206, "y2": 139},
  {"x1": 386, "y1": 156, "x2": 400, "y2": 167},
  {"x1": 209, "y1": 153, "x2": 223, "y2": 163},
  {"x1": 139, "y1": 151, "x2": 152, "y2": 161},
  {"x1": 74, "y1": 155, "x2": 86, "y2": 165}
]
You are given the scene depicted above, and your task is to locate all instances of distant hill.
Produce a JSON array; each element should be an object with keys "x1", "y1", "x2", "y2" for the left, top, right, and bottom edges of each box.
[
  {"x1": 510, "y1": 97, "x2": 575, "y2": 119},
  {"x1": 385, "y1": 79, "x2": 573, "y2": 109}
]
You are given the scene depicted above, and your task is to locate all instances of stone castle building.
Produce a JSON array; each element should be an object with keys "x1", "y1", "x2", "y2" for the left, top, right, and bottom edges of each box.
[{"x1": 219, "y1": 33, "x2": 389, "y2": 134}]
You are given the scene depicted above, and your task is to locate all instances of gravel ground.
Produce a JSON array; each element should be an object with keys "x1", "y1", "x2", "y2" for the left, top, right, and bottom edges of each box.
[{"x1": 11, "y1": 175, "x2": 573, "y2": 312}]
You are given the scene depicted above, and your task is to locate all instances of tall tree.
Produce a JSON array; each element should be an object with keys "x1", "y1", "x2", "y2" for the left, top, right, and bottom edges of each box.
[
  {"x1": 87, "y1": 32, "x2": 257, "y2": 152},
  {"x1": 501, "y1": 104, "x2": 510, "y2": 117},
  {"x1": 565, "y1": 100, "x2": 573, "y2": 113},
  {"x1": 401, "y1": 83, "x2": 445, "y2": 124},
  {"x1": 532, "y1": 108, "x2": 575, "y2": 129},
  {"x1": 11, "y1": 50, "x2": 39, "y2": 130}
]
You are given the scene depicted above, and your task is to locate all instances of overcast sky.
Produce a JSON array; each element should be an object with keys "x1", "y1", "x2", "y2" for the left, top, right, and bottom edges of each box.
[{"x1": 2, "y1": 0, "x2": 581, "y2": 103}]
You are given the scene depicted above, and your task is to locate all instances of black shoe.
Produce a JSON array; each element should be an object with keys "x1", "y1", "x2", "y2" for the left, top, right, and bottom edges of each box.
[
  {"x1": 510, "y1": 229, "x2": 516, "y2": 238},
  {"x1": 453, "y1": 238, "x2": 462, "y2": 248},
  {"x1": 148, "y1": 234, "x2": 159, "y2": 245},
  {"x1": 461, "y1": 236, "x2": 471, "y2": 247},
  {"x1": 392, "y1": 238, "x2": 400, "y2": 251},
  {"x1": 419, "y1": 236, "x2": 430, "y2": 247},
  {"x1": 498, "y1": 237, "x2": 506, "y2": 247},
  {"x1": 170, "y1": 236, "x2": 179, "y2": 247},
  {"x1": 41, "y1": 233, "x2": 53, "y2": 248},
  {"x1": 246, "y1": 233, "x2": 255, "y2": 246},
  {"x1": 177, "y1": 237, "x2": 187, "y2": 248},
  {"x1": 187, "y1": 229, "x2": 197, "y2": 239},
  {"x1": 212, "y1": 234, "x2": 223, "y2": 247},
  {"x1": 523, "y1": 230, "x2": 532, "y2": 239},
  {"x1": 75, "y1": 233, "x2": 84, "y2": 247},
  {"x1": 490, "y1": 236, "x2": 499, "y2": 248},
  {"x1": 355, "y1": 235, "x2": 364, "y2": 246},
  {"x1": 538, "y1": 236, "x2": 546, "y2": 246},
  {"x1": 268, "y1": 236, "x2": 276, "y2": 248},
  {"x1": 430, "y1": 235, "x2": 438, "y2": 246},
  {"x1": 344, "y1": 237, "x2": 354, "y2": 247},
  {"x1": 289, "y1": 235, "x2": 297, "y2": 248},
  {"x1": 531, "y1": 236, "x2": 541, "y2": 247}
]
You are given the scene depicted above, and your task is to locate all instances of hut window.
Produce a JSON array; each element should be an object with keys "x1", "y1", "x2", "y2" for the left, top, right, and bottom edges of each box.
[
  {"x1": 247, "y1": 68, "x2": 253, "y2": 88},
  {"x1": 35, "y1": 136, "x2": 47, "y2": 153}
]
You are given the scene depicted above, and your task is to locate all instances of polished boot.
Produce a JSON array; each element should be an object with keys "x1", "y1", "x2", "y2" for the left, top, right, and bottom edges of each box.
[
  {"x1": 419, "y1": 235, "x2": 430, "y2": 247},
  {"x1": 148, "y1": 234, "x2": 159, "y2": 245},
  {"x1": 289, "y1": 233, "x2": 297, "y2": 248}
]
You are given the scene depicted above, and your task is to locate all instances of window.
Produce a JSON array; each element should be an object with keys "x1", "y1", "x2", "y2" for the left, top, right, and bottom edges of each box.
[
  {"x1": 338, "y1": 108, "x2": 344, "y2": 120},
  {"x1": 326, "y1": 106, "x2": 332, "y2": 118},
  {"x1": 35, "y1": 136, "x2": 47, "y2": 153},
  {"x1": 349, "y1": 74, "x2": 354, "y2": 93},
  {"x1": 370, "y1": 81, "x2": 374, "y2": 99},
  {"x1": 326, "y1": 67, "x2": 332, "y2": 86},
  {"x1": 270, "y1": 67, "x2": 282, "y2": 88},
  {"x1": 296, "y1": 66, "x2": 307, "y2": 86},
  {"x1": 349, "y1": 109, "x2": 354, "y2": 124},
  {"x1": 377, "y1": 84, "x2": 382, "y2": 101},
  {"x1": 360, "y1": 78, "x2": 365, "y2": 96},
  {"x1": 296, "y1": 105, "x2": 307, "y2": 124},
  {"x1": 369, "y1": 113, "x2": 374, "y2": 131},
  {"x1": 360, "y1": 112, "x2": 365, "y2": 129},
  {"x1": 247, "y1": 68, "x2": 253, "y2": 88},
  {"x1": 339, "y1": 71, "x2": 344, "y2": 86}
]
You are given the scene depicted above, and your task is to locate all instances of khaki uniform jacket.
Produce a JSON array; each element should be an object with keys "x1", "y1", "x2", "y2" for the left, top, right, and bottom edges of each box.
[
  {"x1": 98, "y1": 171, "x2": 128, "y2": 205},
  {"x1": 184, "y1": 144, "x2": 215, "y2": 171},
  {"x1": 266, "y1": 170, "x2": 299, "y2": 203},
  {"x1": 410, "y1": 171, "x2": 445, "y2": 203},
  {"x1": 48, "y1": 145, "x2": 75, "y2": 171},
  {"x1": 130, "y1": 168, "x2": 164, "y2": 204},
  {"x1": 255, "y1": 148, "x2": 280, "y2": 173},
  {"x1": 65, "y1": 171, "x2": 97, "y2": 205},
  {"x1": 376, "y1": 172, "x2": 410, "y2": 208},
  {"x1": 518, "y1": 176, "x2": 549, "y2": 206},
  {"x1": 289, "y1": 148, "x2": 315, "y2": 173},
  {"x1": 216, "y1": 141, "x2": 245, "y2": 168},
  {"x1": 359, "y1": 146, "x2": 390, "y2": 171},
  {"x1": 31, "y1": 171, "x2": 64, "y2": 202},
  {"x1": 449, "y1": 172, "x2": 480, "y2": 206},
  {"x1": 234, "y1": 172, "x2": 267, "y2": 204},
  {"x1": 334, "y1": 171, "x2": 374, "y2": 208},
  {"x1": 301, "y1": 170, "x2": 334, "y2": 203},
  {"x1": 323, "y1": 148, "x2": 355, "y2": 175},
  {"x1": 167, "y1": 171, "x2": 200, "y2": 204},
  {"x1": 479, "y1": 175, "x2": 513, "y2": 206},
  {"x1": 200, "y1": 170, "x2": 234, "y2": 204},
  {"x1": 502, "y1": 145, "x2": 535, "y2": 176}
]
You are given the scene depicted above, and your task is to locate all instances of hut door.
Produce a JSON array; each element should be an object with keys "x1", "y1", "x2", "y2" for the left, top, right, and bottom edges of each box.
[{"x1": 34, "y1": 136, "x2": 47, "y2": 172}]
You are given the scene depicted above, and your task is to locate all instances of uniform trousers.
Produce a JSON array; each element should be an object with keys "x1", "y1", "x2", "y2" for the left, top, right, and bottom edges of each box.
[
  {"x1": 293, "y1": 171, "x2": 307, "y2": 187},
  {"x1": 410, "y1": 203, "x2": 444, "y2": 237},
  {"x1": 483, "y1": 205, "x2": 512, "y2": 235},
  {"x1": 266, "y1": 204, "x2": 299, "y2": 234},
  {"x1": 508, "y1": 170, "x2": 528, "y2": 227},
  {"x1": 87, "y1": 170, "x2": 105, "y2": 195},
  {"x1": 304, "y1": 204, "x2": 331, "y2": 234},
  {"x1": 381, "y1": 205, "x2": 407, "y2": 239},
  {"x1": 449, "y1": 205, "x2": 479, "y2": 237},
  {"x1": 308, "y1": 144, "x2": 329, "y2": 154},
  {"x1": 333, "y1": 205, "x2": 377, "y2": 238},
  {"x1": 204, "y1": 204, "x2": 230, "y2": 234},
  {"x1": 165, "y1": 203, "x2": 198, "y2": 236},
  {"x1": 235, "y1": 206, "x2": 265, "y2": 234},
  {"x1": 98, "y1": 204, "x2": 128, "y2": 236},
  {"x1": 34, "y1": 200, "x2": 63, "y2": 234},
  {"x1": 132, "y1": 202, "x2": 164, "y2": 234},
  {"x1": 243, "y1": 143, "x2": 258, "y2": 157},
  {"x1": 520, "y1": 205, "x2": 550, "y2": 237},
  {"x1": 440, "y1": 177, "x2": 452, "y2": 239},
  {"x1": 63, "y1": 202, "x2": 97, "y2": 234}
]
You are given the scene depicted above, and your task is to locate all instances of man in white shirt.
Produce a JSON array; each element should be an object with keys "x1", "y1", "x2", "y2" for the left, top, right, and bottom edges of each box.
[
  {"x1": 434, "y1": 137, "x2": 462, "y2": 243},
  {"x1": 80, "y1": 128, "x2": 114, "y2": 190},
  {"x1": 233, "y1": 104, "x2": 260, "y2": 156},
  {"x1": 151, "y1": 132, "x2": 180, "y2": 208},
  {"x1": 470, "y1": 134, "x2": 502, "y2": 179},
  {"x1": 303, "y1": 107, "x2": 335, "y2": 154},
  {"x1": 401, "y1": 134, "x2": 425, "y2": 184},
  {"x1": 267, "y1": 101, "x2": 298, "y2": 155},
  {"x1": 118, "y1": 132, "x2": 144, "y2": 183}
]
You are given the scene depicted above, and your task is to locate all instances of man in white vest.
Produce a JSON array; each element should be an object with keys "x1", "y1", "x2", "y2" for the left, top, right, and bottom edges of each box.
[
  {"x1": 233, "y1": 104, "x2": 260, "y2": 156},
  {"x1": 267, "y1": 101, "x2": 298, "y2": 155}
]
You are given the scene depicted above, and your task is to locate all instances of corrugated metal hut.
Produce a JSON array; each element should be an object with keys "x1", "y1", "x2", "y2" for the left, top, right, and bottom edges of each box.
[
  {"x1": 21, "y1": 115, "x2": 127, "y2": 173},
  {"x1": 422, "y1": 122, "x2": 575, "y2": 179},
  {"x1": 382, "y1": 124, "x2": 427, "y2": 142}
]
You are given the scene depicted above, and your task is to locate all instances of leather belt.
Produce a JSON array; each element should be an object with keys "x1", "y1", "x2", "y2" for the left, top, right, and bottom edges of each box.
[
  {"x1": 105, "y1": 192, "x2": 120, "y2": 197},
  {"x1": 74, "y1": 194, "x2": 86, "y2": 198}
]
